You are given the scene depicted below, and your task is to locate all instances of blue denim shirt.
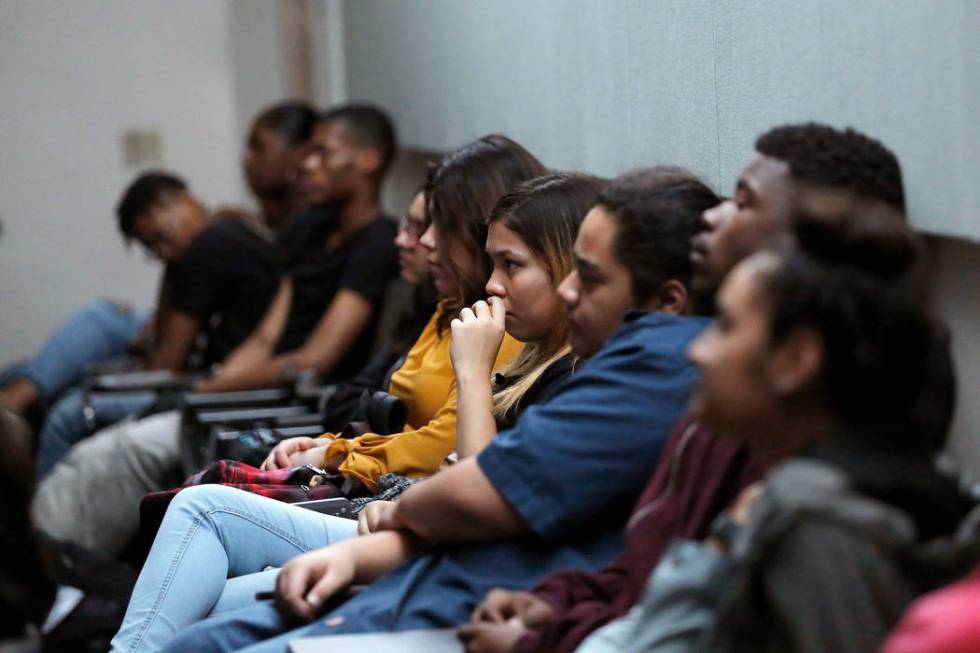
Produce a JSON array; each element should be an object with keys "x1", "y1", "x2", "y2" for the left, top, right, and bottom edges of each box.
[{"x1": 299, "y1": 311, "x2": 709, "y2": 635}]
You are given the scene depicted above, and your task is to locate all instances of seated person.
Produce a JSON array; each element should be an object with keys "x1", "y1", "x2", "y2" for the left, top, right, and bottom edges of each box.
[
  {"x1": 0, "y1": 99, "x2": 316, "y2": 418},
  {"x1": 241, "y1": 100, "x2": 317, "y2": 232},
  {"x1": 31, "y1": 133, "x2": 539, "y2": 557},
  {"x1": 572, "y1": 194, "x2": 976, "y2": 653},
  {"x1": 462, "y1": 123, "x2": 925, "y2": 653},
  {"x1": 152, "y1": 167, "x2": 720, "y2": 653},
  {"x1": 33, "y1": 104, "x2": 399, "y2": 478},
  {"x1": 109, "y1": 170, "x2": 601, "y2": 653},
  {"x1": 34, "y1": 171, "x2": 284, "y2": 476}
]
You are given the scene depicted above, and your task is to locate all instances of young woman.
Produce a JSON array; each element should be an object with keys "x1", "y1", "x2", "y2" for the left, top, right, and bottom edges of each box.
[
  {"x1": 571, "y1": 193, "x2": 975, "y2": 653},
  {"x1": 110, "y1": 135, "x2": 575, "y2": 653}
]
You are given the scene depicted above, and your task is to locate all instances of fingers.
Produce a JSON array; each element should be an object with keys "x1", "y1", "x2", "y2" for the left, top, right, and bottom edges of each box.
[
  {"x1": 304, "y1": 566, "x2": 347, "y2": 615},
  {"x1": 274, "y1": 445, "x2": 292, "y2": 469},
  {"x1": 276, "y1": 560, "x2": 318, "y2": 621},
  {"x1": 487, "y1": 296, "x2": 506, "y2": 327},
  {"x1": 472, "y1": 300, "x2": 490, "y2": 320},
  {"x1": 471, "y1": 589, "x2": 510, "y2": 623}
]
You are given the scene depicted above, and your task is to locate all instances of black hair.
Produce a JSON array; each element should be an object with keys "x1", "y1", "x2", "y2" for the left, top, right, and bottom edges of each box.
[
  {"x1": 115, "y1": 171, "x2": 187, "y2": 239},
  {"x1": 763, "y1": 192, "x2": 936, "y2": 449},
  {"x1": 598, "y1": 167, "x2": 721, "y2": 309},
  {"x1": 319, "y1": 103, "x2": 397, "y2": 179},
  {"x1": 756, "y1": 123, "x2": 906, "y2": 212},
  {"x1": 255, "y1": 100, "x2": 317, "y2": 146},
  {"x1": 425, "y1": 134, "x2": 549, "y2": 328}
]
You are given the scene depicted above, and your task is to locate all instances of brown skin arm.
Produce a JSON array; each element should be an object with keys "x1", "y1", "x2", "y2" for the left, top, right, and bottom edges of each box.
[
  {"x1": 145, "y1": 311, "x2": 201, "y2": 370},
  {"x1": 378, "y1": 457, "x2": 527, "y2": 545},
  {"x1": 198, "y1": 286, "x2": 373, "y2": 392}
]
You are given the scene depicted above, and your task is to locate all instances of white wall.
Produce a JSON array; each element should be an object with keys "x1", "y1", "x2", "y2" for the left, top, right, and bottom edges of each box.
[{"x1": 0, "y1": 1, "x2": 249, "y2": 362}]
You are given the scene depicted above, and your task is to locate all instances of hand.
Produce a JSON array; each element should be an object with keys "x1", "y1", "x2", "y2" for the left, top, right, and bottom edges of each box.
[
  {"x1": 731, "y1": 481, "x2": 765, "y2": 525},
  {"x1": 286, "y1": 445, "x2": 330, "y2": 469},
  {"x1": 261, "y1": 436, "x2": 320, "y2": 470},
  {"x1": 458, "y1": 621, "x2": 527, "y2": 653},
  {"x1": 275, "y1": 546, "x2": 355, "y2": 621},
  {"x1": 471, "y1": 589, "x2": 556, "y2": 627},
  {"x1": 357, "y1": 500, "x2": 397, "y2": 535},
  {"x1": 450, "y1": 298, "x2": 507, "y2": 383}
]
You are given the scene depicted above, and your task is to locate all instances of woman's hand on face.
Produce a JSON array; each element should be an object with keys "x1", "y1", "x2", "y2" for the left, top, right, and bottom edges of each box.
[
  {"x1": 357, "y1": 500, "x2": 397, "y2": 535},
  {"x1": 451, "y1": 297, "x2": 507, "y2": 382},
  {"x1": 275, "y1": 546, "x2": 355, "y2": 621},
  {"x1": 260, "y1": 436, "x2": 320, "y2": 470}
]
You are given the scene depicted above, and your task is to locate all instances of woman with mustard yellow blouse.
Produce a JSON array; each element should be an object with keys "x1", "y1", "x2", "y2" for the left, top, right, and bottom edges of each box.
[
  {"x1": 259, "y1": 134, "x2": 547, "y2": 492},
  {"x1": 111, "y1": 146, "x2": 602, "y2": 653}
]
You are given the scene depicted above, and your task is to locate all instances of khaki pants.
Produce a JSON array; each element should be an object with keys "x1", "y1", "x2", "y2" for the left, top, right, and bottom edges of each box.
[{"x1": 32, "y1": 410, "x2": 183, "y2": 557}]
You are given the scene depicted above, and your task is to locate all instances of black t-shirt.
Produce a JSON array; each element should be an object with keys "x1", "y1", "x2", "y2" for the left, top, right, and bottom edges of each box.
[
  {"x1": 168, "y1": 218, "x2": 282, "y2": 365},
  {"x1": 274, "y1": 206, "x2": 399, "y2": 380}
]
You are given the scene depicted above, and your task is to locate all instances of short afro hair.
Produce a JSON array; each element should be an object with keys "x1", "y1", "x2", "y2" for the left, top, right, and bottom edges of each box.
[
  {"x1": 319, "y1": 103, "x2": 397, "y2": 179},
  {"x1": 755, "y1": 123, "x2": 905, "y2": 213},
  {"x1": 116, "y1": 171, "x2": 187, "y2": 239}
]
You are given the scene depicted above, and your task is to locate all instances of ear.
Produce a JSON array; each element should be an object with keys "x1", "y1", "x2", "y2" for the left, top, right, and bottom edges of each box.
[
  {"x1": 650, "y1": 279, "x2": 690, "y2": 315},
  {"x1": 766, "y1": 328, "x2": 824, "y2": 396},
  {"x1": 353, "y1": 148, "x2": 384, "y2": 177}
]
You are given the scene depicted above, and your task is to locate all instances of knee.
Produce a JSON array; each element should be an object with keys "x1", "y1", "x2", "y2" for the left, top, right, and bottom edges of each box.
[{"x1": 170, "y1": 484, "x2": 243, "y2": 518}]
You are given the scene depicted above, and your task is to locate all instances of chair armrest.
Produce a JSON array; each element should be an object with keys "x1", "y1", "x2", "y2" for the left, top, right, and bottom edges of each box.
[{"x1": 90, "y1": 370, "x2": 206, "y2": 392}]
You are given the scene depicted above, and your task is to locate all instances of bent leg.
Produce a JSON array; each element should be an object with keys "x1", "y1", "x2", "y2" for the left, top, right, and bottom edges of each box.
[
  {"x1": 35, "y1": 388, "x2": 157, "y2": 478},
  {"x1": 23, "y1": 298, "x2": 150, "y2": 405},
  {"x1": 32, "y1": 410, "x2": 183, "y2": 556},
  {"x1": 112, "y1": 486, "x2": 357, "y2": 653}
]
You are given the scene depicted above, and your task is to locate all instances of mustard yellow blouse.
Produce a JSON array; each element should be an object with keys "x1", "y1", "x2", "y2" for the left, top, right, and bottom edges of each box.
[{"x1": 321, "y1": 306, "x2": 522, "y2": 491}]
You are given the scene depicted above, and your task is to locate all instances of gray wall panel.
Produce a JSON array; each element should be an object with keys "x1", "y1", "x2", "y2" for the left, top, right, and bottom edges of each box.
[{"x1": 341, "y1": 0, "x2": 980, "y2": 240}]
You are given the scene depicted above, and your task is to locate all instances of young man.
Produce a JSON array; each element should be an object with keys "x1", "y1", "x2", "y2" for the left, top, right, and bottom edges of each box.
[
  {"x1": 157, "y1": 168, "x2": 719, "y2": 653},
  {"x1": 33, "y1": 171, "x2": 284, "y2": 476},
  {"x1": 461, "y1": 123, "x2": 916, "y2": 653},
  {"x1": 32, "y1": 104, "x2": 399, "y2": 554}
]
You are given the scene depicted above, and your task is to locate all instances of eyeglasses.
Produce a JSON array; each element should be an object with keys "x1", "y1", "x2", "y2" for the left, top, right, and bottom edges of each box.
[{"x1": 397, "y1": 214, "x2": 428, "y2": 241}]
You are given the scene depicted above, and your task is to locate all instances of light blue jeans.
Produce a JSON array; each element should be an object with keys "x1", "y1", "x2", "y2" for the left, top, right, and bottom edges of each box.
[
  {"x1": 110, "y1": 484, "x2": 359, "y2": 653},
  {"x1": 36, "y1": 387, "x2": 157, "y2": 478},
  {"x1": 4, "y1": 298, "x2": 149, "y2": 406}
]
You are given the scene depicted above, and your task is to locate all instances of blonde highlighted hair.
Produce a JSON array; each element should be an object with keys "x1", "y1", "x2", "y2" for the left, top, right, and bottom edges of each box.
[{"x1": 487, "y1": 173, "x2": 604, "y2": 421}]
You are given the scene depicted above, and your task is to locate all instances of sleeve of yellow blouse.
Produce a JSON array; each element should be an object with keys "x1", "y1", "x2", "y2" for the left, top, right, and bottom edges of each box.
[{"x1": 322, "y1": 381, "x2": 459, "y2": 492}]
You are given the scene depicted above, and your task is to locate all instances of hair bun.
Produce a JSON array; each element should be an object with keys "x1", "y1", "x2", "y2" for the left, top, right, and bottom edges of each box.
[{"x1": 791, "y1": 188, "x2": 921, "y2": 282}]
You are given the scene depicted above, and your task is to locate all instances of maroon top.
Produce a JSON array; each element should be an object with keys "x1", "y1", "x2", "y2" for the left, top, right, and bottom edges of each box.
[{"x1": 515, "y1": 417, "x2": 761, "y2": 653}]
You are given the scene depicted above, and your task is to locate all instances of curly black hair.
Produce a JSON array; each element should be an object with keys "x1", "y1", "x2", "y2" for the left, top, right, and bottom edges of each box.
[{"x1": 755, "y1": 123, "x2": 905, "y2": 213}]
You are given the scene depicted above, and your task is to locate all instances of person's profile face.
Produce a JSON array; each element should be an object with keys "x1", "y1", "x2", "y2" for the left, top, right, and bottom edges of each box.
[
  {"x1": 243, "y1": 124, "x2": 291, "y2": 197},
  {"x1": 484, "y1": 221, "x2": 562, "y2": 343},
  {"x1": 131, "y1": 194, "x2": 205, "y2": 262},
  {"x1": 395, "y1": 191, "x2": 431, "y2": 284},
  {"x1": 690, "y1": 155, "x2": 795, "y2": 301},
  {"x1": 686, "y1": 256, "x2": 777, "y2": 443},
  {"x1": 557, "y1": 205, "x2": 634, "y2": 358},
  {"x1": 298, "y1": 121, "x2": 360, "y2": 206}
]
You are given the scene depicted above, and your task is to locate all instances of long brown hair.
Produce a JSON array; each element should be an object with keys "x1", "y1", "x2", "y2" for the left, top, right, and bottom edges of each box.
[
  {"x1": 488, "y1": 174, "x2": 604, "y2": 419},
  {"x1": 425, "y1": 135, "x2": 548, "y2": 329}
]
